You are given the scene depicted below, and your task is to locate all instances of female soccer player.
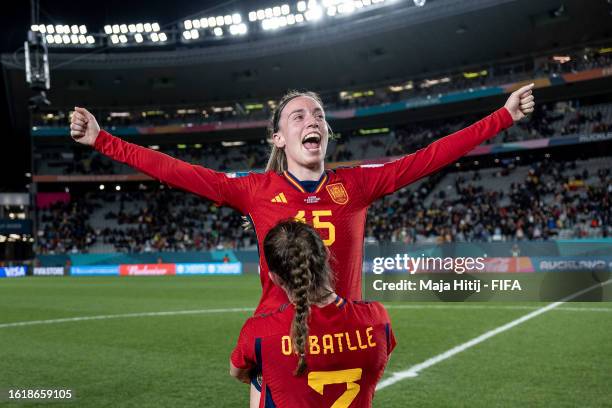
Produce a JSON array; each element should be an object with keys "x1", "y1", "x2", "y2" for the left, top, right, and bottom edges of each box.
[
  {"x1": 230, "y1": 220, "x2": 395, "y2": 407},
  {"x1": 70, "y1": 84, "x2": 535, "y2": 316}
]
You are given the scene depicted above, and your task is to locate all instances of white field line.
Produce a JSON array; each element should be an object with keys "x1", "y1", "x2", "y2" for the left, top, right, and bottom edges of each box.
[
  {"x1": 377, "y1": 278, "x2": 612, "y2": 391},
  {"x1": 1, "y1": 301, "x2": 611, "y2": 330},
  {"x1": 384, "y1": 304, "x2": 612, "y2": 313},
  {"x1": 0, "y1": 307, "x2": 253, "y2": 329}
]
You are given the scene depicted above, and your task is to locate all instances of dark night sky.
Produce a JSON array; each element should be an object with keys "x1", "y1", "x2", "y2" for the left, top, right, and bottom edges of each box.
[{"x1": 0, "y1": 0, "x2": 252, "y2": 191}]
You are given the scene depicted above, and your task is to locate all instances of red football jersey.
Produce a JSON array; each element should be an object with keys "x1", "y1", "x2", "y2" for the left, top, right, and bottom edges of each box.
[
  {"x1": 231, "y1": 297, "x2": 396, "y2": 408},
  {"x1": 94, "y1": 107, "x2": 513, "y2": 313}
]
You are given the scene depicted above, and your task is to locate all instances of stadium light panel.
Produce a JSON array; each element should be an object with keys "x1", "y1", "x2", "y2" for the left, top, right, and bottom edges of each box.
[
  {"x1": 223, "y1": 15, "x2": 231, "y2": 25},
  {"x1": 183, "y1": 30, "x2": 192, "y2": 40},
  {"x1": 120, "y1": 24, "x2": 128, "y2": 33},
  {"x1": 193, "y1": 19, "x2": 201, "y2": 29},
  {"x1": 112, "y1": 24, "x2": 120, "y2": 34},
  {"x1": 184, "y1": 20, "x2": 192, "y2": 29},
  {"x1": 62, "y1": 34, "x2": 70, "y2": 43},
  {"x1": 273, "y1": 6, "x2": 281, "y2": 16},
  {"x1": 287, "y1": 14, "x2": 296, "y2": 24},
  {"x1": 86, "y1": 35, "x2": 95, "y2": 44},
  {"x1": 119, "y1": 34, "x2": 127, "y2": 43},
  {"x1": 71, "y1": 25, "x2": 79, "y2": 34},
  {"x1": 128, "y1": 24, "x2": 136, "y2": 33},
  {"x1": 70, "y1": 34, "x2": 78, "y2": 43},
  {"x1": 327, "y1": 6, "x2": 337, "y2": 15},
  {"x1": 79, "y1": 35, "x2": 86, "y2": 44},
  {"x1": 46, "y1": 34, "x2": 54, "y2": 43},
  {"x1": 249, "y1": 11, "x2": 257, "y2": 21},
  {"x1": 305, "y1": 5, "x2": 323, "y2": 20},
  {"x1": 151, "y1": 32, "x2": 160, "y2": 42},
  {"x1": 79, "y1": 25, "x2": 87, "y2": 34},
  {"x1": 297, "y1": 1, "x2": 307, "y2": 11},
  {"x1": 214, "y1": 27, "x2": 223, "y2": 36},
  {"x1": 47, "y1": 25, "x2": 54, "y2": 33},
  {"x1": 31, "y1": 24, "x2": 38, "y2": 31},
  {"x1": 190, "y1": 29, "x2": 199, "y2": 39},
  {"x1": 152, "y1": 23, "x2": 160, "y2": 32},
  {"x1": 54, "y1": 34, "x2": 62, "y2": 43},
  {"x1": 144, "y1": 23, "x2": 152, "y2": 32},
  {"x1": 281, "y1": 4, "x2": 290, "y2": 14},
  {"x1": 200, "y1": 18, "x2": 209, "y2": 28},
  {"x1": 208, "y1": 17, "x2": 217, "y2": 27},
  {"x1": 216, "y1": 16, "x2": 225, "y2": 26},
  {"x1": 104, "y1": 25, "x2": 112, "y2": 34},
  {"x1": 295, "y1": 13, "x2": 304, "y2": 22},
  {"x1": 159, "y1": 33, "x2": 167, "y2": 41},
  {"x1": 265, "y1": 8, "x2": 273, "y2": 18},
  {"x1": 257, "y1": 9, "x2": 265, "y2": 19},
  {"x1": 414, "y1": 0, "x2": 426, "y2": 6},
  {"x1": 39, "y1": 25, "x2": 46, "y2": 33},
  {"x1": 56, "y1": 25, "x2": 64, "y2": 34},
  {"x1": 232, "y1": 13, "x2": 242, "y2": 24},
  {"x1": 135, "y1": 33, "x2": 144, "y2": 43}
]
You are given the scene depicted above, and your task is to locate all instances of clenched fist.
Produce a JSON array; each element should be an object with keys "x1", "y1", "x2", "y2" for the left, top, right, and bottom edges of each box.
[
  {"x1": 70, "y1": 107, "x2": 100, "y2": 146},
  {"x1": 504, "y1": 83, "x2": 536, "y2": 122}
]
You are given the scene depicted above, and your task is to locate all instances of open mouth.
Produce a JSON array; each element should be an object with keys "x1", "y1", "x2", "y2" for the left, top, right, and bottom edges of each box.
[{"x1": 302, "y1": 133, "x2": 321, "y2": 151}]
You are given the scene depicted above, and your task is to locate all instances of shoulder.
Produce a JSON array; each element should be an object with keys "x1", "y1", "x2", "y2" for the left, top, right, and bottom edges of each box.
[
  {"x1": 245, "y1": 303, "x2": 293, "y2": 336},
  {"x1": 347, "y1": 300, "x2": 390, "y2": 322}
]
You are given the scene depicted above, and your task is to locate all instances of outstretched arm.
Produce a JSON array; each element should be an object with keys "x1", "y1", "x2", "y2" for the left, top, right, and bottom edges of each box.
[
  {"x1": 70, "y1": 107, "x2": 254, "y2": 212},
  {"x1": 355, "y1": 84, "x2": 535, "y2": 203}
]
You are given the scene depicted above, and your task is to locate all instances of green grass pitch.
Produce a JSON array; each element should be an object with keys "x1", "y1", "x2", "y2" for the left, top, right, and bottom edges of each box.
[{"x1": 0, "y1": 275, "x2": 610, "y2": 407}]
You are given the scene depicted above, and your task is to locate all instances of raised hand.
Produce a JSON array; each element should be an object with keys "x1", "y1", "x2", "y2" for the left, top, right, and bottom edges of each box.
[
  {"x1": 504, "y1": 83, "x2": 536, "y2": 122},
  {"x1": 70, "y1": 106, "x2": 100, "y2": 146}
]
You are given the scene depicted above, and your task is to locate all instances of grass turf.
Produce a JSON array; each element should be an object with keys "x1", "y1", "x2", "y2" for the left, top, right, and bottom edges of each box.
[{"x1": 0, "y1": 275, "x2": 610, "y2": 407}]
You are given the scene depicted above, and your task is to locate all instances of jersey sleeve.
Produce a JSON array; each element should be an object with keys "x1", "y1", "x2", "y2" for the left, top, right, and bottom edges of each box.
[
  {"x1": 374, "y1": 303, "x2": 397, "y2": 356},
  {"x1": 355, "y1": 107, "x2": 513, "y2": 203},
  {"x1": 230, "y1": 318, "x2": 257, "y2": 370},
  {"x1": 93, "y1": 130, "x2": 255, "y2": 213}
]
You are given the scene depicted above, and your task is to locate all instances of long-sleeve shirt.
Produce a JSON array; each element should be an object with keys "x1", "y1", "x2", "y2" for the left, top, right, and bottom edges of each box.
[{"x1": 94, "y1": 107, "x2": 514, "y2": 313}]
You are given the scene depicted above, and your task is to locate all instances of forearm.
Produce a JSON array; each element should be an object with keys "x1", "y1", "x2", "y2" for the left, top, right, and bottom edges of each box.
[
  {"x1": 93, "y1": 130, "x2": 225, "y2": 203},
  {"x1": 394, "y1": 107, "x2": 513, "y2": 188}
]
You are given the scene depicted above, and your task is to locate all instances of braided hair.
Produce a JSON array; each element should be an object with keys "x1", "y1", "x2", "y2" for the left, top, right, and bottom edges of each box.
[{"x1": 263, "y1": 220, "x2": 334, "y2": 376}]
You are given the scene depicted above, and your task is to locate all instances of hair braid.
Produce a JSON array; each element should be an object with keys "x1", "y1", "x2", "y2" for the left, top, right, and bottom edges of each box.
[{"x1": 263, "y1": 220, "x2": 335, "y2": 377}]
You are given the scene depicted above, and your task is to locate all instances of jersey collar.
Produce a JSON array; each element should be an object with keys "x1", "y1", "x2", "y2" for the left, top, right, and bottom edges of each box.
[{"x1": 282, "y1": 170, "x2": 328, "y2": 194}]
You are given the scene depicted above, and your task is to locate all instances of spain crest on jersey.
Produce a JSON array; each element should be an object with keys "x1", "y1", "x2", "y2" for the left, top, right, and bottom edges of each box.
[{"x1": 326, "y1": 183, "x2": 349, "y2": 205}]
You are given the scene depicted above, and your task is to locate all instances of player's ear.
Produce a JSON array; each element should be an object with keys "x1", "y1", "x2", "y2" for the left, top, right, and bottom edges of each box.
[{"x1": 272, "y1": 132, "x2": 286, "y2": 148}]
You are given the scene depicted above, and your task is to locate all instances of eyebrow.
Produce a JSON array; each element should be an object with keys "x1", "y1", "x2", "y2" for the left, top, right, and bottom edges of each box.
[{"x1": 287, "y1": 108, "x2": 323, "y2": 117}]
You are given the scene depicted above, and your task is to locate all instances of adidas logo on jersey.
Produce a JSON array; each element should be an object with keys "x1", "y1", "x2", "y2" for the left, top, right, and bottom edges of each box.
[{"x1": 271, "y1": 193, "x2": 288, "y2": 203}]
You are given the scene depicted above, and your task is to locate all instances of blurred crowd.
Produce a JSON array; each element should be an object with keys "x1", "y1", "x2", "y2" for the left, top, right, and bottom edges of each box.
[
  {"x1": 36, "y1": 157, "x2": 611, "y2": 254},
  {"x1": 32, "y1": 49, "x2": 612, "y2": 129}
]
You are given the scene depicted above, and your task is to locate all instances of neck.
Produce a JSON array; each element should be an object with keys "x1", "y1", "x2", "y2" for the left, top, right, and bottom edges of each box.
[
  {"x1": 286, "y1": 162, "x2": 324, "y2": 181},
  {"x1": 313, "y1": 292, "x2": 338, "y2": 307}
]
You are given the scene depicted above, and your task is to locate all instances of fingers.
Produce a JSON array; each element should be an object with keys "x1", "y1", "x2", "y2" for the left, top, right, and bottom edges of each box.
[
  {"x1": 71, "y1": 122, "x2": 85, "y2": 132},
  {"x1": 70, "y1": 130, "x2": 84, "y2": 139},
  {"x1": 514, "y1": 83, "x2": 535, "y2": 96}
]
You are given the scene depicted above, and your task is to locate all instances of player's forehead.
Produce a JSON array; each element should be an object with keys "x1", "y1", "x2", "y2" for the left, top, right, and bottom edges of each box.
[{"x1": 281, "y1": 96, "x2": 325, "y2": 118}]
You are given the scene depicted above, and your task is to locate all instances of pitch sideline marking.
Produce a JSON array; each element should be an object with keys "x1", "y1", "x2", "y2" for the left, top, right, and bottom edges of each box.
[
  {"x1": 1, "y1": 302, "x2": 611, "y2": 330},
  {"x1": 0, "y1": 307, "x2": 253, "y2": 329},
  {"x1": 376, "y1": 278, "x2": 612, "y2": 391}
]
